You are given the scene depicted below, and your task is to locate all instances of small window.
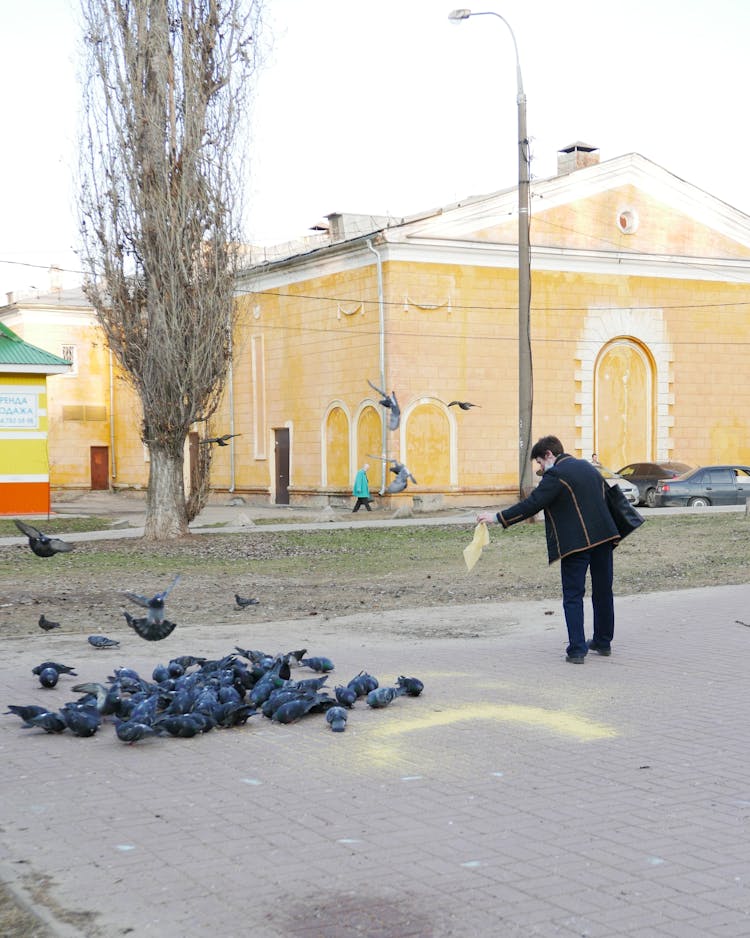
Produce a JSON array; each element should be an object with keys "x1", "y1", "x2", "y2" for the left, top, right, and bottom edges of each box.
[
  {"x1": 616, "y1": 208, "x2": 639, "y2": 234},
  {"x1": 61, "y1": 344, "x2": 78, "y2": 377}
]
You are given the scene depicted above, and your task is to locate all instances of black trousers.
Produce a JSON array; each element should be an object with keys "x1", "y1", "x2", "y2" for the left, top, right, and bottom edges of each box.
[{"x1": 352, "y1": 498, "x2": 372, "y2": 512}]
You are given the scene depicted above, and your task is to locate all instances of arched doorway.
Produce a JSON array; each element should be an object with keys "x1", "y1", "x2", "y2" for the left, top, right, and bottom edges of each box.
[{"x1": 594, "y1": 339, "x2": 654, "y2": 469}]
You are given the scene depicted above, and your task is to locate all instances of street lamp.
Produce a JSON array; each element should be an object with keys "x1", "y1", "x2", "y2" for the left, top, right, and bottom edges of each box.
[{"x1": 448, "y1": 9, "x2": 533, "y2": 498}]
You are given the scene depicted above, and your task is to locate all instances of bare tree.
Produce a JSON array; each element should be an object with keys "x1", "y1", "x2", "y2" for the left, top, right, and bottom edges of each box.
[{"x1": 78, "y1": 0, "x2": 265, "y2": 539}]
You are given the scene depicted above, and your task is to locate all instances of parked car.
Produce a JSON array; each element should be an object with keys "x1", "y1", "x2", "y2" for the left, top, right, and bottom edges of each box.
[
  {"x1": 596, "y1": 466, "x2": 639, "y2": 504},
  {"x1": 615, "y1": 461, "x2": 693, "y2": 507},
  {"x1": 654, "y1": 465, "x2": 750, "y2": 507}
]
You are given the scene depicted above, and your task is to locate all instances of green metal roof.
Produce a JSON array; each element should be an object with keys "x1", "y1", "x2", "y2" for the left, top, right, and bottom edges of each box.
[{"x1": 0, "y1": 322, "x2": 71, "y2": 371}]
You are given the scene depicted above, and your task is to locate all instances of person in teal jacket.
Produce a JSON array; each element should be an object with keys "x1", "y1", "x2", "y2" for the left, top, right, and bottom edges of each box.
[{"x1": 352, "y1": 463, "x2": 372, "y2": 512}]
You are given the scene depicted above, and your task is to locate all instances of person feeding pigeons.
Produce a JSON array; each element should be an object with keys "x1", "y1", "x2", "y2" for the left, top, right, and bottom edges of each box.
[{"x1": 476, "y1": 435, "x2": 621, "y2": 664}]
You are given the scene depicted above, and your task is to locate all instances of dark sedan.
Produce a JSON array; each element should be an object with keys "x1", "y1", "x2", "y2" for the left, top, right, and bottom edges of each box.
[
  {"x1": 616, "y1": 461, "x2": 693, "y2": 507},
  {"x1": 654, "y1": 465, "x2": 750, "y2": 507}
]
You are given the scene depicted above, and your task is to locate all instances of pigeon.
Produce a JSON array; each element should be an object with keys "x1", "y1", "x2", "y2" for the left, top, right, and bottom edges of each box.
[
  {"x1": 114, "y1": 719, "x2": 157, "y2": 744},
  {"x1": 347, "y1": 671, "x2": 379, "y2": 698},
  {"x1": 395, "y1": 675, "x2": 424, "y2": 697},
  {"x1": 26, "y1": 711, "x2": 67, "y2": 733},
  {"x1": 122, "y1": 610, "x2": 177, "y2": 642},
  {"x1": 122, "y1": 574, "x2": 180, "y2": 640},
  {"x1": 38, "y1": 667, "x2": 59, "y2": 688},
  {"x1": 13, "y1": 519, "x2": 75, "y2": 558},
  {"x1": 38, "y1": 614, "x2": 61, "y2": 632},
  {"x1": 447, "y1": 400, "x2": 480, "y2": 410},
  {"x1": 123, "y1": 610, "x2": 178, "y2": 641},
  {"x1": 385, "y1": 461, "x2": 417, "y2": 495},
  {"x1": 300, "y1": 656, "x2": 334, "y2": 673},
  {"x1": 72, "y1": 682, "x2": 123, "y2": 717},
  {"x1": 334, "y1": 685, "x2": 357, "y2": 708},
  {"x1": 367, "y1": 380, "x2": 401, "y2": 431},
  {"x1": 199, "y1": 433, "x2": 241, "y2": 446},
  {"x1": 235, "y1": 593, "x2": 260, "y2": 609},
  {"x1": 271, "y1": 693, "x2": 324, "y2": 724},
  {"x1": 366, "y1": 686, "x2": 400, "y2": 708},
  {"x1": 32, "y1": 661, "x2": 78, "y2": 677},
  {"x1": 88, "y1": 635, "x2": 120, "y2": 648},
  {"x1": 5, "y1": 704, "x2": 51, "y2": 726},
  {"x1": 60, "y1": 704, "x2": 101, "y2": 737},
  {"x1": 123, "y1": 574, "x2": 180, "y2": 624},
  {"x1": 326, "y1": 706, "x2": 348, "y2": 732}
]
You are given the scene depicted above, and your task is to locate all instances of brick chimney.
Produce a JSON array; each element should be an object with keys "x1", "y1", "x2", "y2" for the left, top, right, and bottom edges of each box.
[{"x1": 557, "y1": 142, "x2": 600, "y2": 175}]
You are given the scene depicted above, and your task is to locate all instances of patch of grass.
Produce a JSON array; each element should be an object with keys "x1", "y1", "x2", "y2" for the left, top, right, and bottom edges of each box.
[{"x1": 0, "y1": 516, "x2": 118, "y2": 536}]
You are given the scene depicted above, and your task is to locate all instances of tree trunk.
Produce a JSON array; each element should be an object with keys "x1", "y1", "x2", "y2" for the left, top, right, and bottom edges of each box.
[{"x1": 144, "y1": 445, "x2": 189, "y2": 540}]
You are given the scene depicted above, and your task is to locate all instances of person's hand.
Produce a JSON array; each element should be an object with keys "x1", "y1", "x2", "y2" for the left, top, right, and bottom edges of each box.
[{"x1": 475, "y1": 511, "x2": 496, "y2": 525}]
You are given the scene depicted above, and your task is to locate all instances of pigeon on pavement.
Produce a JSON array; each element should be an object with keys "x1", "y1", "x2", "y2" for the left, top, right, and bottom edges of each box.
[
  {"x1": 5, "y1": 704, "x2": 51, "y2": 726},
  {"x1": 366, "y1": 686, "x2": 400, "y2": 708},
  {"x1": 326, "y1": 706, "x2": 348, "y2": 732},
  {"x1": 395, "y1": 675, "x2": 425, "y2": 697},
  {"x1": 38, "y1": 667, "x2": 59, "y2": 688},
  {"x1": 88, "y1": 635, "x2": 120, "y2": 648},
  {"x1": 32, "y1": 661, "x2": 78, "y2": 677},
  {"x1": 13, "y1": 519, "x2": 75, "y2": 558}
]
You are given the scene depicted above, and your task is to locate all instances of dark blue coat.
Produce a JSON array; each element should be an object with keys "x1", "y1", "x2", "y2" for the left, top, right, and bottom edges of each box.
[{"x1": 497, "y1": 453, "x2": 620, "y2": 563}]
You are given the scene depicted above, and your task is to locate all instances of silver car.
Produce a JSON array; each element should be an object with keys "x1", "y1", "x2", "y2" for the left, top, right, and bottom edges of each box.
[{"x1": 597, "y1": 466, "x2": 639, "y2": 504}]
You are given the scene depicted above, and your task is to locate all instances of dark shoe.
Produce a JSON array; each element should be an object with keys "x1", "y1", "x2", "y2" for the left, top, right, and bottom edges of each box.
[
  {"x1": 587, "y1": 640, "x2": 611, "y2": 656},
  {"x1": 566, "y1": 655, "x2": 585, "y2": 664}
]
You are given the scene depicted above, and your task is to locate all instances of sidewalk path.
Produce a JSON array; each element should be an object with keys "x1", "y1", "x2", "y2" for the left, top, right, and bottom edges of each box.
[{"x1": 2, "y1": 580, "x2": 750, "y2": 936}]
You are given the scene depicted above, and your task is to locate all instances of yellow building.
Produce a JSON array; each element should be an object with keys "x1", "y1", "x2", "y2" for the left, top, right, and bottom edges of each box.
[
  {"x1": 0, "y1": 287, "x2": 145, "y2": 492},
  {"x1": 223, "y1": 147, "x2": 750, "y2": 506},
  {"x1": 0, "y1": 322, "x2": 70, "y2": 514},
  {"x1": 3, "y1": 147, "x2": 749, "y2": 506}
]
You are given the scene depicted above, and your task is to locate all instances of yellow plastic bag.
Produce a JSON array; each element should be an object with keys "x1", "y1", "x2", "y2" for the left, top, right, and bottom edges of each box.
[{"x1": 463, "y1": 522, "x2": 490, "y2": 572}]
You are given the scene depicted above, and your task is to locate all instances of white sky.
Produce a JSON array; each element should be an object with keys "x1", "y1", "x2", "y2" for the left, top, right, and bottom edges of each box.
[{"x1": 2, "y1": 0, "x2": 750, "y2": 296}]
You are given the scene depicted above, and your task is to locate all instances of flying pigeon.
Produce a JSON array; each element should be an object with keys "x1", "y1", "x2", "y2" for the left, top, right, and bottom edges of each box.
[
  {"x1": 447, "y1": 400, "x2": 480, "y2": 410},
  {"x1": 88, "y1": 635, "x2": 120, "y2": 648},
  {"x1": 123, "y1": 574, "x2": 180, "y2": 641},
  {"x1": 14, "y1": 519, "x2": 74, "y2": 558},
  {"x1": 367, "y1": 380, "x2": 401, "y2": 431},
  {"x1": 38, "y1": 614, "x2": 61, "y2": 632},
  {"x1": 385, "y1": 460, "x2": 417, "y2": 495},
  {"x1": 123, "y1": 610, "x2": 177, "y2": 642},
  {"x1": 235, "y1": 593, "x2": 260, "y2": 609},
  {"x1": 199, "y1": 433, "x2": 241, "y2": 446}
]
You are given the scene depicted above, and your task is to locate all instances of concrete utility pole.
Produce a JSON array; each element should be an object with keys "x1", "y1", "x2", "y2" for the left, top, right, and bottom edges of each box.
[{"x1": 448, "y1": 9, "x2": 534, "y2": 498}]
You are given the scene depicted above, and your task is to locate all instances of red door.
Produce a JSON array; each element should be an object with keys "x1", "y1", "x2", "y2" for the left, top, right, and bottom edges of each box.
[{"x1": 90, "y1": 446, "x2": 109, "y2": 490}]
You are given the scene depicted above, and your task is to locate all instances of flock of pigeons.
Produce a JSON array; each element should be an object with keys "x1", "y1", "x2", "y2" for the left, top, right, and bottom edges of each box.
[
  {"x1": 366, "y1": 379, "x2": 480, "y2": 495},
  {"x1": 6, "y1": 521, "x2": 426, "y2": 743}
]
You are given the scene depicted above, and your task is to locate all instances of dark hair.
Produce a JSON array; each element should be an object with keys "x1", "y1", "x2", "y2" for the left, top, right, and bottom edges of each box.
[{"x1": 530, "y1": 435, "x2": 564, "y2": 460}]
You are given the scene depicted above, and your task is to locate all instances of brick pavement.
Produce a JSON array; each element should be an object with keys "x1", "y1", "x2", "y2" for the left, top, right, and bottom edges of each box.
[{"x1": 2, "y1": 582, "x2": 750, "y2": 936}]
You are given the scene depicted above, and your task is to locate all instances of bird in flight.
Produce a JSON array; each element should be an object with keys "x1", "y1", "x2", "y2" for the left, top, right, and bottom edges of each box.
[
  {"x1": 367, "y1": 380, "x2": 401, "y2": 431},
  {"x1": 447, "y1": 400, "x2": 480, "y2": 410},
  {"x1": 386, "y1": 460, "x2": 417, "y2": 494},
  {"x1": 14, "y1": 520, "x2": 74, "y2": 558},
  {"x1": 122, "y1": 574, "x2": 180, "y2": 641},
  {"x1": 199, "y1": 433, "x2": 241, "y2": 446}
]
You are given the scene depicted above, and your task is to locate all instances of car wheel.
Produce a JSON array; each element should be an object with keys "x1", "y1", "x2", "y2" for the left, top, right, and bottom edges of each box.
[
  {"x1": 645, "y1": 488, "x2": 657, "y2": 508},
  {"x1": 688, "y1": 497, "x2": 710, "y2": 507}
]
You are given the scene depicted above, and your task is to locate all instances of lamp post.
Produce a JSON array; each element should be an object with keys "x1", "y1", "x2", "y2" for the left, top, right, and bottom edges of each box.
[{"x1": 448, "y1": 9, "x2": 533, "y2": 498}]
